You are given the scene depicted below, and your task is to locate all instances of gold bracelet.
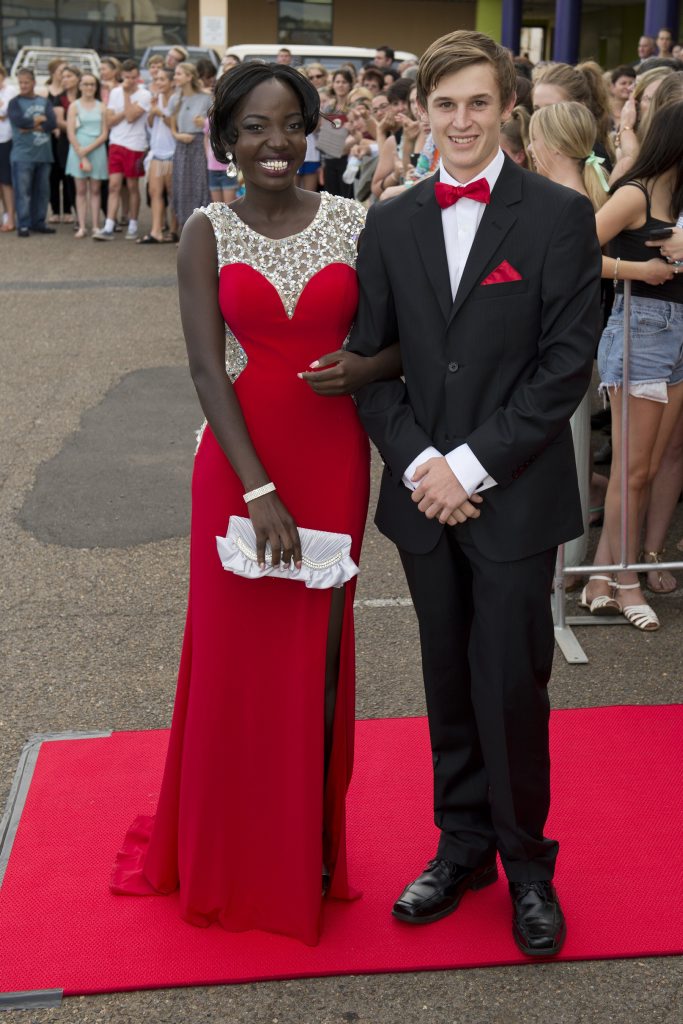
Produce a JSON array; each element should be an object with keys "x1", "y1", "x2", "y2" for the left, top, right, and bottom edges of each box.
[{"x1": 613, "y1": 257, "x2": 621, "y2": 288}]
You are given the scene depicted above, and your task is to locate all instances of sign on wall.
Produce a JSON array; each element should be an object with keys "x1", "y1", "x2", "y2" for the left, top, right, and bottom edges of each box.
[{"x1": 202, "y1": 16, "x2": 226, "y2": 48}]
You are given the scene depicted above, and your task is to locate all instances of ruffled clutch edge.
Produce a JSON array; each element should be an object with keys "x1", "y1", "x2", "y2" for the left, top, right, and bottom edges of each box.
[{"x1": 216, "y1": 516, "x2": 359, "y2": 590}]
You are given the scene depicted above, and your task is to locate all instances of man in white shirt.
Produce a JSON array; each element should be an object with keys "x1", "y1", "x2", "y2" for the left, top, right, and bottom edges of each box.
[
  {"x1": 349, "y1": 31, "x2": 601, "y2": 956},
  {"x1": 95, "y1": 58, "x2": 151, "y2": 241}
]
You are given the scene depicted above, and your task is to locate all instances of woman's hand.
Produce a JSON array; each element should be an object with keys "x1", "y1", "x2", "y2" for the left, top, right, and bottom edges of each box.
[
  {"x1": 645, "y1": 227, "x2": 683, "y2": 264},
  {"x1": 379, "y1": 111, "x2": 399, "y2": 136},
  {"x1": 80, "y1": 155, "x2": 92, "y2": 173},
  {"x1": 247, "y1": 492, "x2": 302, "y2": 570},
  {"x1": 620, "y1": 97, "x2": 636, "y2": 132},
  {"x1": 396, "y1": 113, "x2": 420, "y2": 141},
  {"x1": 298, "y1": 350, "x2": 378, "y2": 395},
  {"x1": 193, "y1": 114, "x2": 205, "y2": 129},
  {"x1": 639, "y1": 258, "x2": 675, "y2": 286},
  {"x1": 176, "y1": 131, "x2": 194, "y2": 144}
]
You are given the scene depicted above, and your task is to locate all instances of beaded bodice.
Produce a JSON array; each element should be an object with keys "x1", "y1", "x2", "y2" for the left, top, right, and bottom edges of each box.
[{"x1": 199, "y1": 192, "x2": 366, "y2": 382}]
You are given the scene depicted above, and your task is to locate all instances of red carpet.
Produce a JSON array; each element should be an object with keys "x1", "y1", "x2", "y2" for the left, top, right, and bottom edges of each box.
[{"x1": 0, "y1": 707, "x2": 681, "y2": 996}]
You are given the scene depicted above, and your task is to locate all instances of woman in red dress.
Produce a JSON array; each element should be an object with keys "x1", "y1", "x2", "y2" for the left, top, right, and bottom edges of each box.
[{"x1": 111, "y1": 63, "x2": 399, "y2": 945}]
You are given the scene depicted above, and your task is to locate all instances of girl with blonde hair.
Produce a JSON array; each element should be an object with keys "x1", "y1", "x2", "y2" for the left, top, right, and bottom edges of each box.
[
  {"x1": 529, "y1": 101, "x2": 610, "y2": 211},
  {"x1": 170, "y1": 62, "x2": 211, "y2": 228},
  {"x1": 529, "y1": 101, "x2": 611, "y2": 574},
  {"x1": 304, "y1": 63, "x2": 329, "y2": 92}
]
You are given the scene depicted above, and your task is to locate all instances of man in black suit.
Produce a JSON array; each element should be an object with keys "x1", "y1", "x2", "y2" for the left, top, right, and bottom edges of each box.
[{"x1": 348, "y1": 31, "x2": 601, "y2": 956}]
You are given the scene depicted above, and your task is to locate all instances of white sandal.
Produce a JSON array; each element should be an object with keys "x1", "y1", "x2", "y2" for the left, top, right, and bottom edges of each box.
[
  {"x1": 615, "y1": 582, "x2": 660, "y2": 631},
  {"x1": 579, "y1": 575, "x2": 620, "y2": 615}
]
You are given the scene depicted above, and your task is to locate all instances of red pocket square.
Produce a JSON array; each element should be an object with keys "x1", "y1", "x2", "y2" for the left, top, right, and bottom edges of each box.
[{"x1": 480, "y1": 260, "x2": 523, "y2": 286}]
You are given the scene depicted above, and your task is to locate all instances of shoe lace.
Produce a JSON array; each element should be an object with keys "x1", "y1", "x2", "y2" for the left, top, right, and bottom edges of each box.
[
  {"x1": 426, "y1": 858, "x2": 460, "y2": 877},
  {"x1": 514, "y1": 881, "x2": 552, "y2": 901}
]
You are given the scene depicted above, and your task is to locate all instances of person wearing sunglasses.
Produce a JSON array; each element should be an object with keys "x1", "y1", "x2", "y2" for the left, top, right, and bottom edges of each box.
[{"x1": 305, "y1": 64, "x2": 329, "y2": 91}]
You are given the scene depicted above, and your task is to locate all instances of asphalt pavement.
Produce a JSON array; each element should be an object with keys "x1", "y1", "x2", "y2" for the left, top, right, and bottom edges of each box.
[{"x1": 1, "y1": 217, "x2": 682, "y2": 1024}]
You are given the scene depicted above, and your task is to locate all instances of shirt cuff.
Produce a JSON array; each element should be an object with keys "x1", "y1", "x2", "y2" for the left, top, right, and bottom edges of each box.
[
  {"x1": 402, "y1": 446, "x2": 442, "y2": 490},
  {"x1": 445, "y1": 444, "x2": 497, "y2": 496}
]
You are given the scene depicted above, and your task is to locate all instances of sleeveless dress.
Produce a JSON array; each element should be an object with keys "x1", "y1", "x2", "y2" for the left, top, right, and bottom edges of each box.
[
  {"x1": 111, "y1": 192, "x2": 370, "y2": 946},
  {"x1": 65, "y1": 101, "x2": 108, "y2": 180}
]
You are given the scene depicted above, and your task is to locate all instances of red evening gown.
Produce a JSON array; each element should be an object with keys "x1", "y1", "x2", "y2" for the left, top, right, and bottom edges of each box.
[{"x1": 111, "y1": 193, "x2": 370, "y2": 945}]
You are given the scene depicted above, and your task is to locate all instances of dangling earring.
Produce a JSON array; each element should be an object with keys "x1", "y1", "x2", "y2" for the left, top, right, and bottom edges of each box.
[{"x1": 225, "y1": 151, "x2": 237, "y2": 177}]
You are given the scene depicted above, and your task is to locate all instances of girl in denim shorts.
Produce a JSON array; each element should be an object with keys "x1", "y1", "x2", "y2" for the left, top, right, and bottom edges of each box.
[{"x1": 583, "y1": 101, "x2": 682, "y2": 632}]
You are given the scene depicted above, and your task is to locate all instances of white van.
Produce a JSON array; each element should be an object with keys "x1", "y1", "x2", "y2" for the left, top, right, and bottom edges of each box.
[
  {"x1": 224, "y1": 44, "x2": 418, "y2": 73},
  {"x1": 9, "y1": 46, "x2": 100, "y2": 88}
]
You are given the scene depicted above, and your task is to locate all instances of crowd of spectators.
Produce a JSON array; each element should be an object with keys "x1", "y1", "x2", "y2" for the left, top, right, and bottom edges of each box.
[{"x1": 0, "y1": 31, "x2": 682, "y2": 624}]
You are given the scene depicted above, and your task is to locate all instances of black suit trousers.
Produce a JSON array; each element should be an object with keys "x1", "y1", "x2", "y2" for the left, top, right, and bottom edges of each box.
[{"x1": 399, "y1": 527, "x2": 559, "y2": 883}]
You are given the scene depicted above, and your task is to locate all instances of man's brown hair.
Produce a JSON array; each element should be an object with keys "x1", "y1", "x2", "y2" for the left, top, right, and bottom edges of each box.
[{"x1": 416, "y1": 30, "x2": 516, "y2": 109}]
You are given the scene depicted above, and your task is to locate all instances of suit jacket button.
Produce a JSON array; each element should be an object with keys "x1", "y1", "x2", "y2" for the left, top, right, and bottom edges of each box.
[{"x1": 448, "y1": 361, "x2": 459, "y2": 373}]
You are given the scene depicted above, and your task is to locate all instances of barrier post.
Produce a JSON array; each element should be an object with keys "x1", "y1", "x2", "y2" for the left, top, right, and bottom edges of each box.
[
  {"x1": 553, "y1": 542, "x2": 589, "y2": 663},
  {"x1": 620, "y1": 280, "x2": 631, "y2": 568}
]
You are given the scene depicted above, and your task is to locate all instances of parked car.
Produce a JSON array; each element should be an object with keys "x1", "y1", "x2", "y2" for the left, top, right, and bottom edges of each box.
[
  {"x1": 223, "y1": 44, "x2": 419, "y2": 73},
  {"x1": 9, "y1": 46, "x2": 100, "y2": 89},
  {"x1": 139, "y1": 45, "x2": 220, "y2": 84}
]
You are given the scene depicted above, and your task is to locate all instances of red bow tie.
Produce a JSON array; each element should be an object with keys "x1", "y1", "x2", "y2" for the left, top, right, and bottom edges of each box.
[{"x1": 434, "y1": 179, "x2": 491, "y2": 209}]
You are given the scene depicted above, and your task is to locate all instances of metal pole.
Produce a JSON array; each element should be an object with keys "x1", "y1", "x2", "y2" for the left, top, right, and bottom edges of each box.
[{"x1": 619, "y1": 280, "x2": 631, "y2": 568}]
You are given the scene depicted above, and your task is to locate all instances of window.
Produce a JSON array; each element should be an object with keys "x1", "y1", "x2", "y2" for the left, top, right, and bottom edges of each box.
[
  {"x1": 278, "y1": 1, "x2": 332, "y2": 45},
  {"x1": 3, "y1": 1, "x2": 56, "y2": 15},
  {"x1": 133, "y1": 22, "x2": 185, "y2": 51},
  {"x1": 0, "y1": 0, "x2": 187, "y2": 63},
  {"x1": 136, "y1": 0, "x2": 185, "y2": 19},
  {"x1": 2, "y1": 18, "x2": 58, "y2": 58},
  {"x1": 58, "y1": 0, "x2": 132, "y2": 19}
]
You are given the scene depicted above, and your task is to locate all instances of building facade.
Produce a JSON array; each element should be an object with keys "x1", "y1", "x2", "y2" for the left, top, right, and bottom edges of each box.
[
  {"x1": 0, "y1": 1, "x2": 186, "y2": 64},
  {"x1": 1, "y1": 0, "x2": 679, "y2": 69},
  {"x1": 200, "y1": 0, "x2": 677, "y2": 67}
]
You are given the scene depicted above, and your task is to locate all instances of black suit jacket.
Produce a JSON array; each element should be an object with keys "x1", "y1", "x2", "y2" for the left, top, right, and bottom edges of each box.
[{"x1": 348, "y1": 157, "x2": 603, "y2": 562}]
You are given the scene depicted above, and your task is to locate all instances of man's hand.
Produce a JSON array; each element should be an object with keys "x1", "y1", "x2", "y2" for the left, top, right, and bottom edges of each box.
[{"x1": 411, "y1": 457, "x2": 483, "y2": 524}]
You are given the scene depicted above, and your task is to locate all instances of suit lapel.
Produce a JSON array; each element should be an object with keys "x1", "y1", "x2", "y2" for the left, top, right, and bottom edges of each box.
[
  {"x1": 447, "y1": 158, "x2": 523, "y2": 325},
  {"x1": 410, "y1": 176, "x2": 453, "y2": 324}
]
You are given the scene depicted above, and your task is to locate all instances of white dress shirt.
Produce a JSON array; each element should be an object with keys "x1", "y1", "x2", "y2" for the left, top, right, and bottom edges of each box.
[{"x1": 403, "y1": 148, "x2": 506, "y2": 497}]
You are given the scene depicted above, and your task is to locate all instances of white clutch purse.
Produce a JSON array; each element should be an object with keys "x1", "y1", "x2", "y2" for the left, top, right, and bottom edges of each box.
[{"x1": 216, "y1": 516, "x2": 359, "y2": 589}]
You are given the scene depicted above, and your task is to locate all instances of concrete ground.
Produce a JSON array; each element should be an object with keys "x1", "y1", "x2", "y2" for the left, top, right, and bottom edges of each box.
[{"x1": 1, "y1": 218, "x2": 682, "y2": 1024}]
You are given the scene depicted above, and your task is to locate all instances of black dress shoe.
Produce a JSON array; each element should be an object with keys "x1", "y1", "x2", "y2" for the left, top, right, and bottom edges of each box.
[
  {"x1": 17, "y1": 228, "x2": 30, "y2": 238},
  {"x1": 593, "y1": 438, "x2": 612, "y2": 465},
  {"x1": 392, "y1": 857, "x2": 498, "y2": 924},
  {"x1": 31, "y1": 225, "x2": 56, "y2": 234},
  {"x1": 590, "y1": 408, "x2": 611, "y2": 431},
  {"x1": 509, "y1": 881, "x2": 566, "y2": 956}
]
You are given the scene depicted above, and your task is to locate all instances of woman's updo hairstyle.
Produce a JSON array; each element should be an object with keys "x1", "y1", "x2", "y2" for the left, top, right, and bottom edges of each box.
[
  {"x1": 209, "y1": 62, "x2": 320, "y2": 162},
  {"x1": 500, "y1": 105, "x2": 530, "y2": 166},
  {"x1": 533, "y1": 61, "x2": 614, "y2": 160}
]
